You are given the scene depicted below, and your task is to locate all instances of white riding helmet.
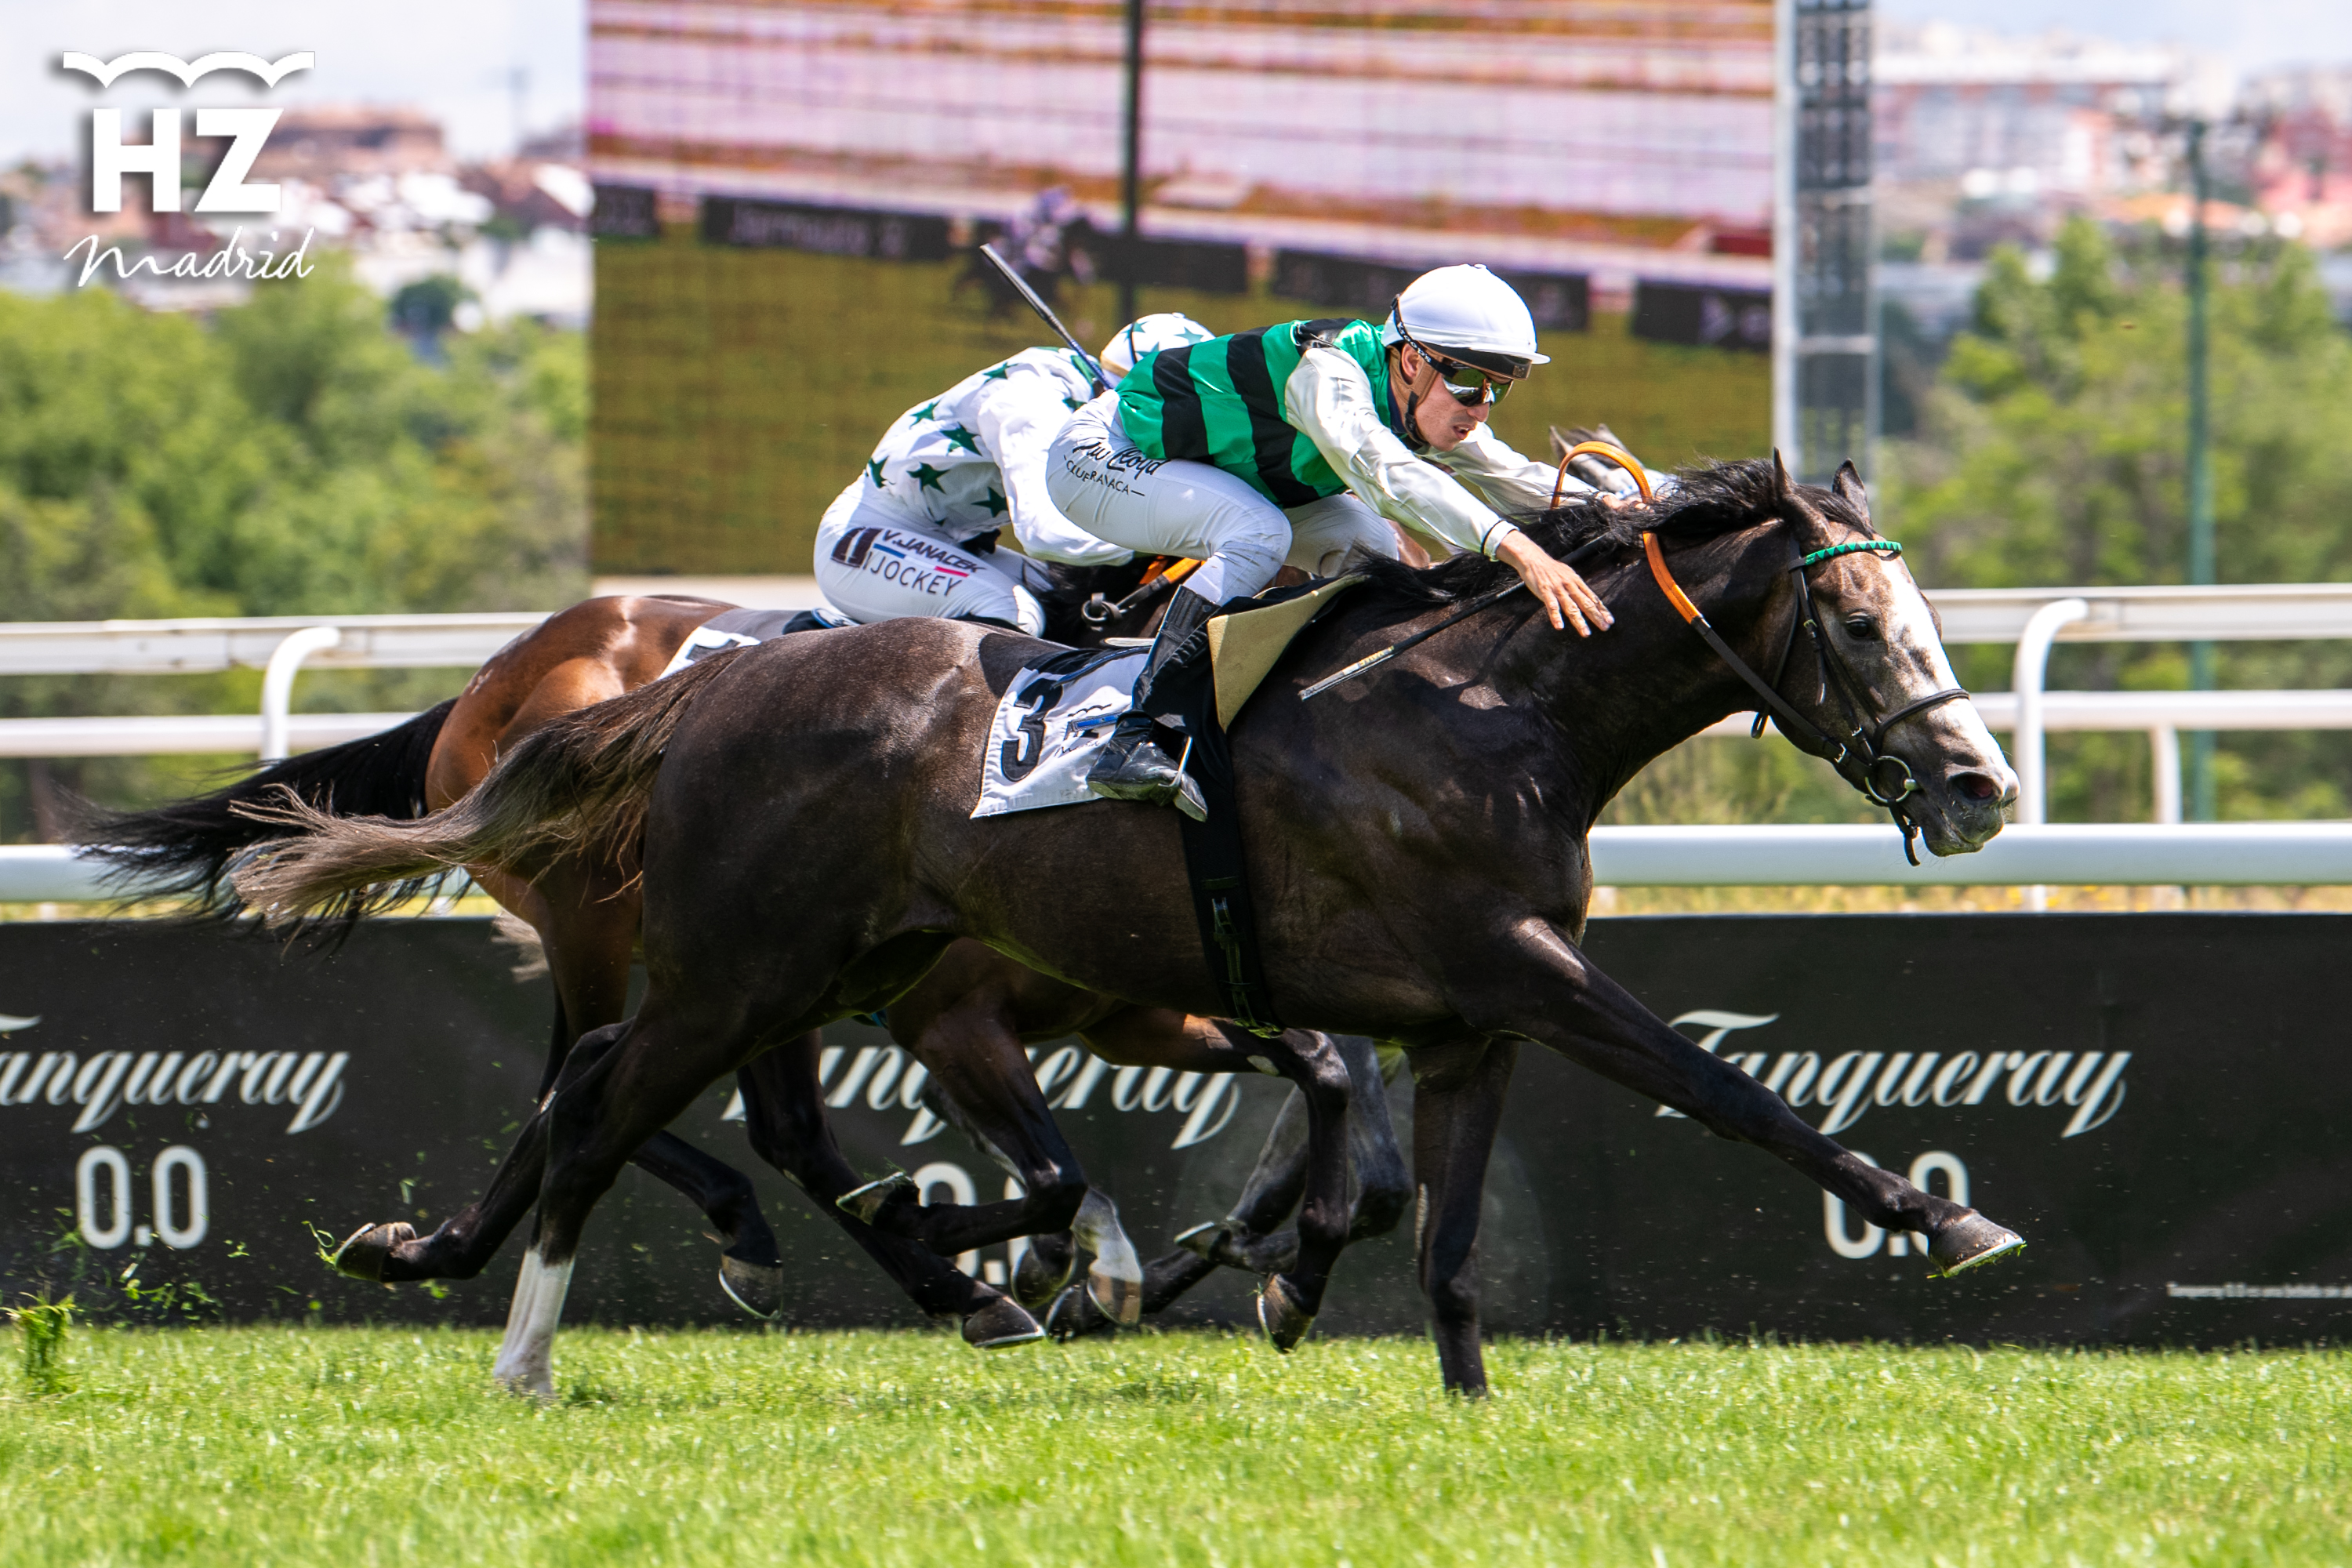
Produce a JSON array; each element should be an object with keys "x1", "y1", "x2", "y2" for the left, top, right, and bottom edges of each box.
[
  {"x1": 1100, "y1": 312, "x2": 1215, "y2": 379},
  {"x1": 1380, "y1": 264, "x2": 1549, "y2": 379}
]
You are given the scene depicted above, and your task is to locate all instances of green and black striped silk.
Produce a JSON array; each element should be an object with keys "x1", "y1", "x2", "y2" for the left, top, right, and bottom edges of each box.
[{"x1": 1116, "y1": 318, "x2": 1401, "y2": 506}]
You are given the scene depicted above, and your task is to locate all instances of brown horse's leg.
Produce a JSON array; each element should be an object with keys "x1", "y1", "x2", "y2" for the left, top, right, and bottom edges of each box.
[
  {"x1": 533, "y1": 858, "x2": 787, "y2": 1316},
  {"x1": 1409, "y1": 1035, "x2": 1517, "y2": 1397},
  {"x1": 735, "y1": 1038, "x2": 1039, "y2": 1346},
  {"x1": 356, "y1": 1019, "x2": 641, "y2": 1287}
]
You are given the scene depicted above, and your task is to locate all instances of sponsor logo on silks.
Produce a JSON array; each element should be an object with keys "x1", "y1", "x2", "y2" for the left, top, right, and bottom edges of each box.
[
  {"x1": 867, "y1": 535, "x2": 971, "y2": 581},
  {"x1": 722, "y1": 1043, "x2": 1244, "y2": 1151},
  {"x1": 1653, "y1": 1009, "x2": 2129, "y2": 1140},
  {"x1": 0, "y1": 1047, "x2": 349, "y2": 1134}
]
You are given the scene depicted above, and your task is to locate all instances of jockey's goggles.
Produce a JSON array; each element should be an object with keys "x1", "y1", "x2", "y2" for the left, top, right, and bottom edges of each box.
[
  {"x1": 1425, "y1": 354, "x2": 1513, "y2": 408},
  {"x1": 1393, "y1": 328, "x2": 1527, "y2": 408}
]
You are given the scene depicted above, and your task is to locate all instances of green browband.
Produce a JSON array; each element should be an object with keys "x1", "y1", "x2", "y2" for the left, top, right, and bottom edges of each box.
[{"x1": 1800, "y1": 539, "x2": 1904, "y2": 568}]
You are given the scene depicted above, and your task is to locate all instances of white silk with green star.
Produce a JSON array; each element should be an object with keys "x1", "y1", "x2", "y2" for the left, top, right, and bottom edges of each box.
[{"x1": 861, "y1": 347, "x2": 1131, "y2": 566}]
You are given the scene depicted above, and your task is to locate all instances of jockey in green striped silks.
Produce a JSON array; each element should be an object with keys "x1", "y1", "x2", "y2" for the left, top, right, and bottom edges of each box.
[
  {"x1": 814, "y1": 314, "x2": 1215, "y2": 634},
  {"x1": 1045, "y1": 264, "x2": 1649, "y2": 816}
]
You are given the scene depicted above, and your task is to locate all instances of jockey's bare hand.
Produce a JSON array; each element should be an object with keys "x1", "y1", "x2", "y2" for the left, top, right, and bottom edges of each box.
[{"x1": 1497, "y1": 531, "x2": 1614, "y2": 637}]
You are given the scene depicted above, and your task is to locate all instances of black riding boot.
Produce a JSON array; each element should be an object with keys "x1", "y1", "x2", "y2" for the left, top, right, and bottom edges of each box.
[{"x1": 1085, "y1": 586, "x2": 1215, "y2": 820}]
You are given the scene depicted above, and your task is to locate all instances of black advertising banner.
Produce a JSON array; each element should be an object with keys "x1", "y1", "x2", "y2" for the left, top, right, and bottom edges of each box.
[
  {"x1": 1630, "y1": 279, "x2": 1773, "y2": 352},
  {"x1": 1111, "y1": 235, "x2": 1250, "y2": 296},
  {"x1": 1271, "y1": 252, "x2": 1590, "y2": 334},
  {"x1": 698, "y1": 197, "x2": 954, "y2": 263},
  {"x1": 589, "y1": 184, "x2": 661, "y2": 241},
  {"x1": 2, "y1": 916, "x2": 2347, "y2": 1345}
]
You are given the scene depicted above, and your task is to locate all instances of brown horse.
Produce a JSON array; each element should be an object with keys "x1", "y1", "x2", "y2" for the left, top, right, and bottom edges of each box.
[
  {"x1": 88, "y1": 568, "x2": 1400, "y2": 1341},
  {"x1": 230, "y1": 457, "x2": 2029, "y2": 1397}
]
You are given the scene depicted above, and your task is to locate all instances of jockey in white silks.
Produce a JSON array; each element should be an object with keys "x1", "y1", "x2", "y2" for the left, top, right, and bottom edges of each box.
[
  {"x1": 1044, "y1": 263, "x2": 1658, "y2": 817},
  {"x1": 813, "y1": 314, "x2": 1217, "y2": 635}
]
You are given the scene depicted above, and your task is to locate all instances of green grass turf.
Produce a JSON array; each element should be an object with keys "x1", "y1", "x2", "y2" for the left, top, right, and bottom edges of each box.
[
  {"x1": 4, "y1": 1327, "x2": 2346, "y2": 1565},
  {"x1": 590, "y1": 237, "x2": 1769, "y2": 575}
]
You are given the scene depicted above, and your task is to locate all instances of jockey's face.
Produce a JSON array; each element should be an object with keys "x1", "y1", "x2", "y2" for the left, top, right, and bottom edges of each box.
[{"x1": 1392, "y1": 345, "x2": 1494, "y2": 452}]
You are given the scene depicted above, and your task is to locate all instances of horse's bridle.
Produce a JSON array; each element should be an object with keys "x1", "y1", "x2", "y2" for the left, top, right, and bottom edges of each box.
[
  {"x1": 1301, "y1": 440, "x2": 1972, "y2": 860},
  {"x1": 1640, "y1": 529, "x2": 1972, "y2": 865}
]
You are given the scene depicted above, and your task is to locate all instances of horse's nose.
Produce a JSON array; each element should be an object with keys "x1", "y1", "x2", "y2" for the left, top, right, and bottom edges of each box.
[{"x1": 1949, "y1": 768, "x2": 2013, "y2": 807}]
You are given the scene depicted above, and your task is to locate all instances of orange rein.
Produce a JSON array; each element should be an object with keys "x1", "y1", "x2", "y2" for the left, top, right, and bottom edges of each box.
[
  {"x1": 1549, "y1": 440, "x2": 1655, "y2": 510},
  {"x1": 1641, "y1": 532, "x2": 1704, "y2": 626}
]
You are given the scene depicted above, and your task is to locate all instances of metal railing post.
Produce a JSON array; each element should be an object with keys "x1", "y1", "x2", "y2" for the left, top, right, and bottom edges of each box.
[
  {"x1": 2151, "y1": 725, "x2": 2183, "y2": 826},
  {"x1": 2150, "y1": 723, "x2": 2186, "y2": 909},
  {"x1": 259, "y1": 626, "x2": 343, "y2": 762},
  {"x1": 2013, "y1": 597, "x2": 2089, "y2": 909}
]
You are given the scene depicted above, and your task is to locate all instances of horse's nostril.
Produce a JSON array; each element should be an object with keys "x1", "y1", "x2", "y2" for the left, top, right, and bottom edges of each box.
[{"x1": 1951, "y1": 770, "x2": 2002, "y2": 803}]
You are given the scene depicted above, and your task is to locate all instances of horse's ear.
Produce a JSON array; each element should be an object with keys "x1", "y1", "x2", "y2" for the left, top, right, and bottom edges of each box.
[
  {"x1": 1832, "y1": 460, "x2": 1869, "y2": 521},
  {"x1": 1771, "y1": 449, "x2": 1835, "y2": 550}
]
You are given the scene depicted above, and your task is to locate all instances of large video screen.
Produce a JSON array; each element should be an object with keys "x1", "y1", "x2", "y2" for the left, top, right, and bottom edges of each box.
[{"x1": 587, "y1": 0, "x2": 1776, "y2": 576}]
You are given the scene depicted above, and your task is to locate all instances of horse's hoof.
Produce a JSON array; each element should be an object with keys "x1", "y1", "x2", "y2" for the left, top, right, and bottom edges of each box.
[
  {"x1": 717, "y1": 1256, "x2": 784, "y2": 1320},
  {"x1": 961, "y1": 1297, "x2": 1046, "y2": 1350},
  {"x1": 331, "y1": 1221, "x2": 416, "y2": 1281},
  {"x1": 1256, "y1": 1274, "x2": 1315, "y2": 1352},
  {"x1": 836, "y1": 1171, "x2": 914, "y2": 1225},
  {"x1": 1044, "y1": 1284, "x2": 1114, "y2": 1342},
  {"x1": 1012, "y1": 1240, "x2": 1076, "y2": 1310},
  {"x1": 1088, "y1": 1266, "x2": 1145, "y2": 1327},
  {"x1": 494, "y1": 1367, "x2": 556, "y2": 1403},
  {"x1": 1929, "y1": 1210, "x2": 2026, "y2": 1277}
]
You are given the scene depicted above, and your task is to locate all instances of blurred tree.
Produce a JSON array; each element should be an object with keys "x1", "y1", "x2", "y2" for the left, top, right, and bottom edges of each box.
[
  {"x1": 0, "y1": 261, "x2": 586, "y2": 838},
  {"x1": 1882, "y1": 217, "x2": 2352, "y2": 822}
]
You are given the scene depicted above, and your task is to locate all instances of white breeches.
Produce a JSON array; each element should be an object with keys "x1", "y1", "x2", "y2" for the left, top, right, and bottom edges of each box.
[
  {"x1": 813, "y1": 481, "x2": 1050, "y2": 635},
  {"x1": 1044, "y1": 393, "x2": 1399, "y2": 605}
]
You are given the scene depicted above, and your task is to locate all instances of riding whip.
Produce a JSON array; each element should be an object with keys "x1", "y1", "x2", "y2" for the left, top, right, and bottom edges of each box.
[{"x1": 977, "y1": 242, "x2": 1110, "y2": 395}]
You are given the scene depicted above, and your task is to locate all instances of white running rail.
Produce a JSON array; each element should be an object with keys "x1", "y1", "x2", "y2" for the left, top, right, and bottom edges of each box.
[{"x1": 13, "y1": 824, "x2": 2352, "y2": 902}]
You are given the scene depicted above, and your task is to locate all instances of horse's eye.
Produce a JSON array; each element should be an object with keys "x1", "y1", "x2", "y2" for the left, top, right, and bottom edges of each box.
[{"x1": 1843, "y1": 614, "x2": 1880, "y2": 640}]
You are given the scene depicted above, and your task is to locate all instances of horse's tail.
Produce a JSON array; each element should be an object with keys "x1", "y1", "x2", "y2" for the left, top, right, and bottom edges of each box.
[
  {"x1": 74, "y1": 699, "x2": 459, "y2": 917},
  {"x1": 230, "y1": 648, "x2": 743, "y2": 928}
]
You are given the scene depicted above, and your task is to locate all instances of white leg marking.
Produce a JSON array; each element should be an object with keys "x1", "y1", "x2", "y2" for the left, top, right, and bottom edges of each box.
[
  {"x1": 492, "y1": 1247, "x2": 575, "y2": 1399},
  {"x1": 1074, "y1": 1189, "x2": 1144, "y2": 1325}
]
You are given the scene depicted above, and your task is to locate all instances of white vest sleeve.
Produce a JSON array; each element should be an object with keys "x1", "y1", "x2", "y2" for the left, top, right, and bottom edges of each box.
[
  {"x1": 1436, "y1": 425, "x2": 1670, "y2": 512},
  {"x1": 1282, "y1": 347, "x2": 1522, "y2": 559},
  {"x1": 1430, "y1": 425, "x2": 1586, "y2": 514},
  {"x1": 971, "y1": 370, "x2": 1134, "y2": 565}
]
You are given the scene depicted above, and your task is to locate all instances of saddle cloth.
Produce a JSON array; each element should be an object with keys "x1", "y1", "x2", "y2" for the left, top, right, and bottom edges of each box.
[
  {"x1": 655, "y1": 606, "x2": 849, "y2": 680},
  {"x1": 971, "y1": 574, "x2": 1364, "y2": 821},
  {"x1": 972, "y1": 646, "x2": 1148, "y2": 818}
]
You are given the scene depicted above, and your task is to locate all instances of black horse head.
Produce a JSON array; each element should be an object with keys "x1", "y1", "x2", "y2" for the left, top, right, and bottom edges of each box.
[{"x1": 1349, "y1": 455, "x2": 2015, "y2": 857}]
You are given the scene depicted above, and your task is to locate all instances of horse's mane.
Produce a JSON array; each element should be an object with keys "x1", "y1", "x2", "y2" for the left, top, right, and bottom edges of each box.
[{"x1": 1351, "y1": 456, "x2": 1876, "y2": 607}]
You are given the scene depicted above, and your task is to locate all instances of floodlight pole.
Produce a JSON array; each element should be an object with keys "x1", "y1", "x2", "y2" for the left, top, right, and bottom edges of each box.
[
  {"x1": 2185, "y1": 119, "x2": 2216, "y2": 822},
  {"x1": 1773, "y1": 0, "x2": 1876, "y2": 485},
  {"x1": 1119, "y1": 0, "x2": 1145, "y2": 328}
]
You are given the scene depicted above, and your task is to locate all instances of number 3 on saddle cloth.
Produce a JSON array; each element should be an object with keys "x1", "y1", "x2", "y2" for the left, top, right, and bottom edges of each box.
[{"x1": 975, "y1": 577, "x2": 1362, "y2": 1036}]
